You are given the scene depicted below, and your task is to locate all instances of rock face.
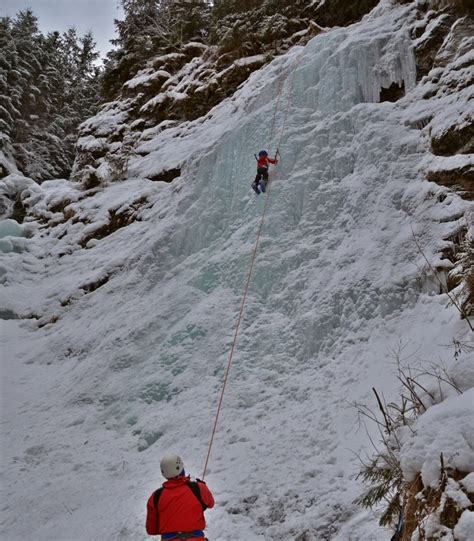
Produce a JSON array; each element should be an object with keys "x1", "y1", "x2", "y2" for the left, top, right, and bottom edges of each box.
[
  {"x1": 403, "y1": 0, "x2": 474, "y2": 201},
  {"x1": 428, "y1": 0, "x2": 472, "y2": 13},
  {"x1": 427, "y1": 163, "x2": 474, "y2": 200},
  {"x1": 314, "y1": 0, "x2": 379, "y2": 27},
  {"x1": 431, "y1": 124, "x2": 474, "y2": 157}
]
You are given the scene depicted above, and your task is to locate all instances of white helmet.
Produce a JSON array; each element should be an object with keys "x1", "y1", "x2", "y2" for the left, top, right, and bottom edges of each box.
[{"x1": 160, "y1": 454, "x2": 184, "y2": 479}]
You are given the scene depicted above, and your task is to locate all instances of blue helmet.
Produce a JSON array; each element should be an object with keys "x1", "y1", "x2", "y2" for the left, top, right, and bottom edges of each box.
[{"x1": 258, "y1": 150, "x2": 268, "y2": 157}]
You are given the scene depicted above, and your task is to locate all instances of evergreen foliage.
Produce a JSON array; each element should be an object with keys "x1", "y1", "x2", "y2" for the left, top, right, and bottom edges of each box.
[
  {"x1": 102, "y1": 0, "x2": 211, "y2": 98},
  {"x1": 210, "y1": 0, "x2": 319, "y2": 53},
  {"x1": 211, "y1": 0, "x2": 262, "y2": 19},
  {"x1": 0, "y1": 10, "x2": 100, "y2": 181},
  {"x1": 210, "y1": 0, "x2": 380, "y2": 53}
]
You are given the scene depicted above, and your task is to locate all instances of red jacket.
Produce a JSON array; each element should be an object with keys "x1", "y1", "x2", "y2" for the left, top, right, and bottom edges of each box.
[
  {"x1": 146, "y1": 476, "x2": 214, "y2": 536},
  {"x1": 257, "y1": 155, "x2": 277, "y2": 169}
]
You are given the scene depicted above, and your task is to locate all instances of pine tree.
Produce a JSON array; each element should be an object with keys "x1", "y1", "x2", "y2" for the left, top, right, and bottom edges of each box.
[
  {"x1": 102, "y1": 0, "x2": 211, "y2": 99},
  {"x1": 0, "y1": 17, "x2": 17, "y2": 140},
  {"x1": 212, "y1": 0, "x2": 261, "y2": 20},
  {"x1": 211, "y1": 0, "x2": 318, "y2": 54},
  {"x1": 0, "y1": 9, "x2": 101, "y2": 181},
  {"x1": 172, "y1": 0, "x2": 211, "y2": 43},
  {"x1": 7, "y1": 10, "x2": 43, "y2": 145}
]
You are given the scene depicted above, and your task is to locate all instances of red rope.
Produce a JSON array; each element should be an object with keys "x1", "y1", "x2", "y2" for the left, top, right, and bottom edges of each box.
[
  {"x1": 201, "y1": 47, "x2": 305, "y2": 480},
  {"x1": 202, "y1": 184, "x2": 273, "y2": 479},
  {"x1": 276, "y1": 50, "x2": 304, "y2": 153},
  {"x1": 269, "y1": 71, "x2": 285, "y2": 142}
]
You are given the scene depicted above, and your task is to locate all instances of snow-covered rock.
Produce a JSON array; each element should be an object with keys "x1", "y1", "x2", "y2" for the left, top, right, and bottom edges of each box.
[{"x1": 400, "y1": 389, "x2": 474, "y2": 487}]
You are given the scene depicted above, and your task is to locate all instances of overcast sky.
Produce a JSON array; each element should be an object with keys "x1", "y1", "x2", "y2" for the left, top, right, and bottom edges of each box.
[{"x1": 1, "y1": 0, "x2": 124, "y2": 59}]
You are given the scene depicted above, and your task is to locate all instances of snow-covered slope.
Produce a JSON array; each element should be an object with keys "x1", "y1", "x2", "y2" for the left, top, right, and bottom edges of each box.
[{"x1": 1, "y1": 2, "x2": 473, "y2": 540}]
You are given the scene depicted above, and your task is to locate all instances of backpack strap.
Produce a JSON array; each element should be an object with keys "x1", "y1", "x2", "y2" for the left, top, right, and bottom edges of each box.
[
  {"x1": 153, "y1": 487, "x2": 163, "y2": 508},
  {"x1": 187, "y1": 481, "x2": 207, "y2": 512},
  {"x1": 153, "y1": 482, "x2": 206, "y2": 518},
  {"x1": 152, "y1": 487, "x2": 164, "y2": 530}
]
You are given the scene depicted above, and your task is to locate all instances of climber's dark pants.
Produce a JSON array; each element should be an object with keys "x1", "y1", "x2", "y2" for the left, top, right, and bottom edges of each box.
[{"x1": 254, "y1": 166, "x2": 269, "y2": 186}]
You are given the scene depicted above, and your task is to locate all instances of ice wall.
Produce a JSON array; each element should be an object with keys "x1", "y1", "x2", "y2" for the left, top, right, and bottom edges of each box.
[
  {"x1": 135, "y1": 17, "x2": 421, "y2": 363},
  {"x1": 2, "y1": 4, "x2": 471, "y2": 541}
]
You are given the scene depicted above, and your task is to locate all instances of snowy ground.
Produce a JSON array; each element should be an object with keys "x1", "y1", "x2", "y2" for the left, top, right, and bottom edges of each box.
[{"x1": 1, "y1": 2, "x2": 473, "y2": 540}]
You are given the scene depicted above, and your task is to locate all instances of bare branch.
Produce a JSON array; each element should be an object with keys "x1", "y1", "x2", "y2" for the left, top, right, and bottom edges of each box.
[{"x1": 411, "y1": 226, "x2": 473, "y2": 331}]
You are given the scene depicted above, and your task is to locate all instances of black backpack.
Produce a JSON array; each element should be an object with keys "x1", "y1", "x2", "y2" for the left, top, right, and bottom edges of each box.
[{"x1": 153, "y1": 480, "x2": 208, "y2": 518}]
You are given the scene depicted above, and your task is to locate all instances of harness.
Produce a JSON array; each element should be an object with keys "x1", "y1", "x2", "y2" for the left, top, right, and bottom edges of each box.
[
  {"x1": 153, "y1": 481, "x2": 208, "y2": 541},
  {"x1": 161, "y1": 531, "x2": 205, "y2": 539}
]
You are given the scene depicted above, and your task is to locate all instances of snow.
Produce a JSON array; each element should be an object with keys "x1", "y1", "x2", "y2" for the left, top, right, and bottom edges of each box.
[
  {"x1": 399, "y1": 389, "x2": 474, "y2": 487},
  {"x1": 0, "y1": 173, "x2": 36, "y2": 219},
  {"x1": 424, "y1": 153, "x2": 474, "y2": 174},
  {"x1": 124, "y1": 69, "x2": 171, "y2": 90},
  {"x1": 21, "y1": 179, "x2": 81, "y2": 223},
  {"x1": 454, "y1": 511, "x2": 474, "y2": 541},
  {"x1": 0, "y1": 173, "x2": 36, "y2": 194},
  {"x1": 154, "y1": 52, "x2": 184, "y2": 63},
  {"x1": 1, "y1": 2, "x2": 474, "y2": 540},
  {"x1": 234, "y1": 55, "x2": 267, "y2": 67},
  {"x1": 183, "y1": 41, "x2": 208, "y2": 51},
  {"x1": 140, "y1": 90, "x2": 188, "y2": 113},
  {"x1": 460, "y1": 473, "x2": 474, "y2": 493},
  {"x1": 0, "y1": 148, "x2": 19, "y2": 177},
  {"x1": 78, "y1": 101, "x2": 130, "y2": 137},
  {"x1": 450, "y1": 354, "x2": 474, "y2": 391},
  {"x1": 444, "y1": 478, "x2": 472, "y2": 510},
  {"x1": 76, "y1": 135, "x2": 108, "y2": 153},
  {"x1": 421, "y1": 355, "x2": 474, "y2": 406}
]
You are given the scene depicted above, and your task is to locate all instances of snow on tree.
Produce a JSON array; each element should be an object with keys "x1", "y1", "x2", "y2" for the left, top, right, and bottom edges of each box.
[
  {"x1": 0, "y1": 10, "x2": 100, "y2": 182},
  {"x1": 102, "y1": 0, "x2": 211, "y2": 99}
]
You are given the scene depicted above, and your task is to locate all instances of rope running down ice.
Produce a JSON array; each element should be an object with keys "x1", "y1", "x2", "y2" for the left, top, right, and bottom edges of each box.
[{"x1": 202, "y1": 49, "x2": 305, "y2": 480}]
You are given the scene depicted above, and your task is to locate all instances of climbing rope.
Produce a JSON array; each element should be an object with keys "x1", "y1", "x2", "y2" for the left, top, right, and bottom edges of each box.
[
  {"x1": 201, "y1": 186, "x2": 273, "y2": 479},
  {"x1": 275, "y1": 48, "x2": 305, "y2": 153},
  {"x1": 268, "y1": 69, "x2": 285, "y2": 142},
  {"x1": 201, "y1": 47, "x2": 305, "y2": 480}
]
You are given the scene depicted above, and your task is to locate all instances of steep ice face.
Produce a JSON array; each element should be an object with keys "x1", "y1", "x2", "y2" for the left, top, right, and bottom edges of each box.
[
  {"x1": 135, "y1": 13, "x2": 421, "y2": 362},
  {"x1": 2, "y1": 4, "x2": 472, "y2": 541},
  {"x1": 288, "y1": 24, "x2": 416, "y2": 111}
]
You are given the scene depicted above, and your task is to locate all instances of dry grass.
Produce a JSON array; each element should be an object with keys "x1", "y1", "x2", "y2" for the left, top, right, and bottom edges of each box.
[
  {"x1": 355, "y1": 351, "x2": 470, "y2": 540},
  {"x1": 401, "y1": 466, "x2": 472, "y2": 541}
]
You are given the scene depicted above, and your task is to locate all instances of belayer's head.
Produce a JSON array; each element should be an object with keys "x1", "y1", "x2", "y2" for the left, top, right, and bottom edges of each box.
[
  {"x1": 160, "y1": 454, "x2": 185, "y2": 479},
  {"x1": 258, "y1": 150, "x2": 268, "y2": 157}
]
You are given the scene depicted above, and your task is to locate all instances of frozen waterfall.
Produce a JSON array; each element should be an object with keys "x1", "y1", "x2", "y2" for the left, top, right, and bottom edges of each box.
[{"x1": 1, "y1": 4, "x2": 470, "y2": 541}]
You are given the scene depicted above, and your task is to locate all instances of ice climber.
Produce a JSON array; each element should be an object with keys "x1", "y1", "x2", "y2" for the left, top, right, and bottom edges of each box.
[
  {"x1": 146, "y1": 454, "x2": 215, "y2": 539},
  {"x1": 252, "y1": 149, "x2": 278, "y2": 194}
]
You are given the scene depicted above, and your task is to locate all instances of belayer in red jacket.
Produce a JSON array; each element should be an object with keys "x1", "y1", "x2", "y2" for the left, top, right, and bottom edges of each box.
[
  {"x1": 251, "y1": 149, "x2": 278, "y2": 194},
  {"x1": 146, "y1": 454, "x2": 215, "y2": 540}
]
